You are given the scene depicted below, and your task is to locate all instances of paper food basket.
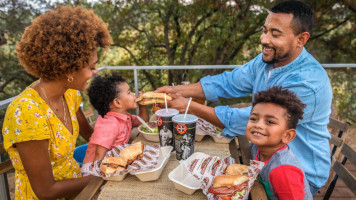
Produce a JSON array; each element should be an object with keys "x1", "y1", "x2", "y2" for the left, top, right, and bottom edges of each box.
[
  {"x1": 81, "y1": 143, "x2": 160, "y2": 181},
  {"x1": 169, "y1": 152, "x2": 264, "y2": 199}
]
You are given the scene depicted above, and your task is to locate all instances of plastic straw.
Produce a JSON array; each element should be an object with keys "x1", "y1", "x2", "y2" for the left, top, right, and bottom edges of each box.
[
  {"x1": 137, "y1": 116, "x2": 154, "y2": 132},
  {"x1": 184, "y1": 97, "x2": 192, "y2": 118},
  {"x1": 165, "y1": 93, "x2": 168, "y2": 112}
]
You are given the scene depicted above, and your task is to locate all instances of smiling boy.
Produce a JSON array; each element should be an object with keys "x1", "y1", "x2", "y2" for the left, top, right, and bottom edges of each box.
[{"x1": 246, "y1": 86, "x2": 312, "y2": 200}]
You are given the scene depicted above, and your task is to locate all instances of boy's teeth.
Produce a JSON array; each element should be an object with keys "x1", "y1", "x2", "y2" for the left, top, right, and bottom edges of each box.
[{"x1": 253, "y1": 131, "x2": 264, "y2": 136}]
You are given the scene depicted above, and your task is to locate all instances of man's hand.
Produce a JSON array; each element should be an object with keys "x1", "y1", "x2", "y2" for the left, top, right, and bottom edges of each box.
[
  {"x1": 155, "y1": 86, "x2": 178, "y2": 95},
  {"x1": 158, "y1": 94, "x2": 189, "y2": 113},
  {"x1": 156, "y1": 82, "x2": 205, "y2": 99}
]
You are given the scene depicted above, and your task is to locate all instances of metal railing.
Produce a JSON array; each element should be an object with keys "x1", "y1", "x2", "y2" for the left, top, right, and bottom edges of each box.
[{"x1": 1, "y1": 63, "x2": 356, "y2": 110}]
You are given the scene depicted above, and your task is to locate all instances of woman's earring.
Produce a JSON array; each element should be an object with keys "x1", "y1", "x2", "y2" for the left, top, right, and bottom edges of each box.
[{"x1": 68, "y1": 77, "x2": 74, "y2": 82}]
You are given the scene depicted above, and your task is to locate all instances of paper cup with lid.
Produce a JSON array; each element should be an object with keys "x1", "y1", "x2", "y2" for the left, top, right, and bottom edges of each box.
[
  {"x1": 172, "y1": 114, "x2": 198, "y2": 160},
  {"x1": 155, "y1": 108, "x2": 179, "y2": 149}
]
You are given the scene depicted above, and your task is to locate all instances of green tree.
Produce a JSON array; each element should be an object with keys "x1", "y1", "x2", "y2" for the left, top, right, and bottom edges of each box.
[
  {"x1": 1, "y1": 0, "x2": 355, "y2": 123},
  {"x1": 0, "y1": 0, "x2": 52, "y2": 99},
  {"x1": 92, "y1": 0, "x2": 269, "y2": 89}
]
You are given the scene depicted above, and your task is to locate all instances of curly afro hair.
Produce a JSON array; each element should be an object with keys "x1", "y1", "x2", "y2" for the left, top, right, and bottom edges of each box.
[
  {"x1": 252, "y1": 86, "x2": 306, "y2": 129},
  {"x1": 88, "y1": 72, "x2": 126, "y2": 117},
  {"x1": 16, "y1": 6, "x2": 112, "y2": 81}
]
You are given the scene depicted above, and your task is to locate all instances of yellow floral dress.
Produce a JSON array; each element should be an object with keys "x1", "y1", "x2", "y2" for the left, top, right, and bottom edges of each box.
[{"x1": 2, "y1": 82, "x2": 82, "y2": 200}]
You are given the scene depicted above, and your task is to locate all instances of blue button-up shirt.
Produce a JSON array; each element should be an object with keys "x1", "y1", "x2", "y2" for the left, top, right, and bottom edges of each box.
[{"x1": 201, "y1": 48, "x2": 332, "y2": 188}]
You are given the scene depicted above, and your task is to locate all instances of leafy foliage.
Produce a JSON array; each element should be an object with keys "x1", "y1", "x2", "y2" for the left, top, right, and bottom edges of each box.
[
  {"x1": 0, "y1": 0, "x2": 52, "y2": 100},
  {"x1": 0, "y1": 0, "x2": 355, "y2": 123},
  {"x1": 327, "y1": 68, "x2": 356, "y2": 123}
]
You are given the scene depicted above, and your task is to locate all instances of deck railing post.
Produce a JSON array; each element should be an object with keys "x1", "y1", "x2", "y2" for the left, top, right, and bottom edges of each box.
[
  {"x1": 0, "y1": 123, "x2": 11, "y2": 200},
  {"x1": 0, "y1": 162, "x2": 11, "y2": 200},
  {"x1": 134, "y1": 68, "x2": 139, "y2": 115}
]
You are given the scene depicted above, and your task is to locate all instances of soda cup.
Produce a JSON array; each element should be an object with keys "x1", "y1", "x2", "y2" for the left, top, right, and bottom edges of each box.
[
  {"x1": 172, "y1": 114, "x2": 198, "y2": 160},
  {"x1": 155, "y1": 108, "x2": 179, "y2": 149}
]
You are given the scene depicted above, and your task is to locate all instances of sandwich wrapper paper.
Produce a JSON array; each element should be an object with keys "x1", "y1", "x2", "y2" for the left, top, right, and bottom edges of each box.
[
  {"x1": 187, "y1": 156, "x2": 264, "y2": 200},
  {"x1": 81, "y1": 143, "x2": 160, "y2": 178},
  {"x1": 197, "y1": 118, "x2": 223, "y2": 137}
]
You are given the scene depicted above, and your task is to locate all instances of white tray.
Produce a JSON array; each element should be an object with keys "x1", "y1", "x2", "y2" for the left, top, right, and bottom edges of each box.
[
  {"x1": 102, "y1": 172, "x2": 128, "y2": 182},
  {"x1": 195, "y1": 133, "x2": 206, "y2": 142},
  {"x1": 131, "y1": 146, "x2": 173, "y2": 181},
  {"x1": 195, "y1": 127, "x2": 206, "y2": 142},
  {"x1": 211, "y1": 135, "x2": 231, "y2": 144},
  {"x1": 168, "y1": 152, "x2": 210, "y2": 194}
]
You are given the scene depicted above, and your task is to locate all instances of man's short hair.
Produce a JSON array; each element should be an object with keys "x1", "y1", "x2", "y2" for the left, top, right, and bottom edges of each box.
[
  {"x1": 272, "y1": 0, "x2": 314, "y2": 35},
  {"x1": 252, "y1": 86, "x2": 306, "y2": 129}
]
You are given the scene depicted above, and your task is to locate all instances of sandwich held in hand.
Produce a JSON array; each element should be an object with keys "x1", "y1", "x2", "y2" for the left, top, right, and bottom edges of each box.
[
  {"x1": 119, "y1": 141, "x2": 144, "y2": 164},
  {"x1": 100, "y1": 157, "x2": 127, "y2": 175},
  {"x1": 135, "y1": 92, "x2": 172, "y2": 105}
]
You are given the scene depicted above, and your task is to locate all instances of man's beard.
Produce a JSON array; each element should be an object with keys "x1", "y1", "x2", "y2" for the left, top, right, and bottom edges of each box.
[
  {"x1": 262, "y1": 45, "x2": 290, "y2": 65},
  {"x1": 263, "y1": 57, "x2": 277, "y2": 64}
]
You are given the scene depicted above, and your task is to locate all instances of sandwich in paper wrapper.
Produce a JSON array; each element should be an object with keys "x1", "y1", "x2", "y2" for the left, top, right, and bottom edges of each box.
[
  {"x1": 187, "y1": 156, "x2": 264, "y2": 200},
  {"x1": 81, "y1": 143, "x2": 160, "y2": 178},
  {"x1": 197, "y1": 118, "x2": 223, "y2": 137}
]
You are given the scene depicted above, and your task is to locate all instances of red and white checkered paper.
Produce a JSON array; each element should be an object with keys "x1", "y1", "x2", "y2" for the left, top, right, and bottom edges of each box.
[
  {"x1": 188, "y1": 156, "x2": 264, "y2": 200},
  {"x1": 81, "y1": 143, "x2": 160, "y2": 178}
]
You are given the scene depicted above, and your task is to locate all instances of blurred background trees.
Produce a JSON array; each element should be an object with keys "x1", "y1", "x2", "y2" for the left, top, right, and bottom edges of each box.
[{"x1": 0, "y1": 0, "x2": 355, "y2": 123}]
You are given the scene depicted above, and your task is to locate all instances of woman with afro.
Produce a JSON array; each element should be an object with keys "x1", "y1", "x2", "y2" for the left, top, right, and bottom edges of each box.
[{"x1": 2, "y1": 6, "x2": 112, "y2": 199}]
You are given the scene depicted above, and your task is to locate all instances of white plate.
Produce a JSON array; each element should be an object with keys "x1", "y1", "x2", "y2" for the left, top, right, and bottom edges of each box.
[{"x1": 131, "y1": 146, "x2": 173, "y2": 181}]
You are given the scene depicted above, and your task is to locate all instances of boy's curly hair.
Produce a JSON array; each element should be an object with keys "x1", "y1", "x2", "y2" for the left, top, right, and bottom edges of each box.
[
  {"x1": 252, "y1": 86, "x2": 306, "y2": 129},
  {"x1": 16, "y1": 6, "x2": 112, "y2": 81},
  {"x1": 88, "y1": 72, "x2": 126, "y2": 117}
]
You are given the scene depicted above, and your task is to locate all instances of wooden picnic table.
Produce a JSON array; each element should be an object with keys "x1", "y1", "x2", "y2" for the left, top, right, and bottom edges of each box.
[{"x1": 75, "y1": 133, "x2": 267, "y2": 200}]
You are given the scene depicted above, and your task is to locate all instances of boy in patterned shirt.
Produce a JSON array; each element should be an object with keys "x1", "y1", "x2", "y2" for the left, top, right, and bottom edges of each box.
[{"x1": 246, "y1": 86, "x2": 312, "y2": 199}]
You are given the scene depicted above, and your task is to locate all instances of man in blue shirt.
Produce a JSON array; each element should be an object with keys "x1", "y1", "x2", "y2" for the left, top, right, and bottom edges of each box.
[{"x1": 157, "y1": 0, "x2": 332, "y2": 195}]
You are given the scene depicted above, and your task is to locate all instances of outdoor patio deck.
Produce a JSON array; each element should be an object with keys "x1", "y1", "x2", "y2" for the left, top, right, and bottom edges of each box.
[{"x1": 314, "y1": 161, "x2": 356, "y2": 200}]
